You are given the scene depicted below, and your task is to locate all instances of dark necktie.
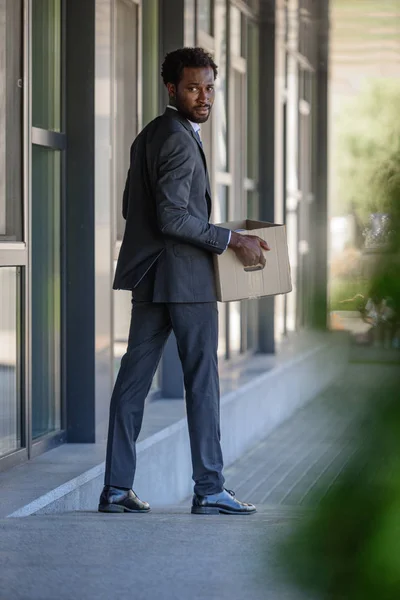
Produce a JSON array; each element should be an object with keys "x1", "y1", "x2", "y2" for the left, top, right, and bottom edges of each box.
[{"x1": 194, "y1": 129, "x2": 203, "y2": 147}]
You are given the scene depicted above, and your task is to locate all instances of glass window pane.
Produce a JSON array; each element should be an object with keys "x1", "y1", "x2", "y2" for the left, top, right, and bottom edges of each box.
[
  {"x1": 247, "y1": 0, "x2": 259, "y2": 10},
  {"x1": 230, "y1": 301, "x2": 241, "y2": 353},
  {"x1": 246, "y1": 298, "x2": 258, "y2": 350},
  {"x1": 247, "y1": 22, "x2": 259, "y2": 181},
  {"x1": 198, "y1": 0, "x2": 213, "y2": 35},
  {"x1": 31, "y1": 146, "x2": 61, "y2": 439},
  {"x1": 218, "y1": 303, "x2": 227, "y2": 359},
  {"x1": 232, "y1": 70, "x2": 245, "y2": 218},
  {"x1": 285, "y1": 210, "x2": 298, "y2": 331},
  {"x1": 0, "y1": 0, "x2": 23, "y2": 241},
  {"x1": 214, "y1": 184, "x2": 228, "y2": 223},
  {"x1": 32, "y1": 0, "x2": 62, "y2": 131},
  {"x1": 214, "y1": 0, "x2": 227, "y2": 171},
  {"x1": 247, "y1": 189, "x2": 259, "y2": 220},
  {"x1": 241, "y1": 12, "x2": 247, "y2": 58},
  {"x1": 114, "y1": 0, "x2": 138, "y2": 242},
  {"x1": 142, "y1": 0, "x2": 159, "y2": 126},
  {"x1": 0, "y1": 266, "x2": 22, "y2": 457},
  {"x1": 231, "y1": 6, "x2": 241, "y2": 57}
]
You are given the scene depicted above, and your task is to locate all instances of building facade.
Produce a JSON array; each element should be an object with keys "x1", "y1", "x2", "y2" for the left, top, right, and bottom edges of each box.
[{"x1": 0, "y1": 0, "x2": 328, "y2": 471}]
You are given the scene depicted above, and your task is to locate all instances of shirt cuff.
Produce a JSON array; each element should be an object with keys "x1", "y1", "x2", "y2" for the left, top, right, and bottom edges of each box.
[{"x1": 222, "y1": 230, "x2": 231, "y2": 252}]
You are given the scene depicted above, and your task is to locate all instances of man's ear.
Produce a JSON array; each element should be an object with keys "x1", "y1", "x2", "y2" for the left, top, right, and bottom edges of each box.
[{"x1": 166, "y1": 82, "x2": 176, "y2": 98}]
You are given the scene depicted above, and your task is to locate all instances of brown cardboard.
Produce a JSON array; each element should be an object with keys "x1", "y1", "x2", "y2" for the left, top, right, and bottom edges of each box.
[{"x1": 214, "y1": 220, "x2": 292, "y2": 302}]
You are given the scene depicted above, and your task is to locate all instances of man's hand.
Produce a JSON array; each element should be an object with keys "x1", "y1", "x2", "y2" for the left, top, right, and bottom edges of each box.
[{"x1": 228, "y1": 231, "x2": 270, "y2": 268}]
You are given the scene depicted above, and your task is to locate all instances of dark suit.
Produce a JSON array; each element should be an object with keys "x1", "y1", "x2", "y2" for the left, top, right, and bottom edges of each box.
[{"x1": 105, "y1": 108, "x2": 231, "y2": 495}]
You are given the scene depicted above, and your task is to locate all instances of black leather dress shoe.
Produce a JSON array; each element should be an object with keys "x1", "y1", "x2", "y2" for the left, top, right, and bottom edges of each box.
[
  {"x1": 191, "y1": 488, "x2": 256, "y2": 515},
  {"x1": 98, "y1": 486, "x2": 150, "y2": 513}
]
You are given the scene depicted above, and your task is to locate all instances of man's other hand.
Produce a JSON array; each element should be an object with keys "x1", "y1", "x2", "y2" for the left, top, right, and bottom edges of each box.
[{"x1": 228, "y1": 231, "x2": 270, "y2": 268}]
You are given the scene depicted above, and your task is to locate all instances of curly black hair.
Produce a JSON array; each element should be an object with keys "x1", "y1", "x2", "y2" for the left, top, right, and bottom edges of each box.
[{"x1": 161, "y1": 47, "x2": 218, "y2": 86}]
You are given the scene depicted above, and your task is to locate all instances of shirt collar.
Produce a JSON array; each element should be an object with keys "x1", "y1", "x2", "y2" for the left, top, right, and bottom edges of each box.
[{"x1": 167, "y1": 105, "x2": 201, "y2": 134}]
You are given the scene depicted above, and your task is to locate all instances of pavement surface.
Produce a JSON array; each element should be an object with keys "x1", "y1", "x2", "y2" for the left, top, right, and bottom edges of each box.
[
  {"x1": 0, "y1": 363, "x2": 396, "y2": 600},
  {"x1": 0, "y1": 508, "x2": 306, "y2": 600}
]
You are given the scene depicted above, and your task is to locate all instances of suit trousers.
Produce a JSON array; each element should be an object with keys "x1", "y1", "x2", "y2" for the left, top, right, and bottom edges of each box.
[{"x1": 104, "y1": 300, "x2": 225, "y2": 496}]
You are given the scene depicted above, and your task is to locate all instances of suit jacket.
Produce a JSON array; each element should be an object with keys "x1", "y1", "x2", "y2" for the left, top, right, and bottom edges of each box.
[{"x1": 113, "y1": 108, "x2": 230, "y2": 302}]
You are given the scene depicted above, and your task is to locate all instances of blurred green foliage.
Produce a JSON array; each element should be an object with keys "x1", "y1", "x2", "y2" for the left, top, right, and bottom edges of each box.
[
  {"x1": 334, "y1": 80, "x2": 400, "y2": 222},
  {"x1": 329, "y1": 279, "x2": 369, "y2": 312},
  {"x1": 277, "y1": 124, "x2": 400, "y2": 599},
  {"x1": 278, "y1": 381, "x2": 400, "y2": 600}
]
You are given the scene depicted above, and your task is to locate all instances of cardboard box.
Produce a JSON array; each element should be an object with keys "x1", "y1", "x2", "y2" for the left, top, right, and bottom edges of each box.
[{"x1": 214, "y1": 220, "x2": 292, "y2": 302}]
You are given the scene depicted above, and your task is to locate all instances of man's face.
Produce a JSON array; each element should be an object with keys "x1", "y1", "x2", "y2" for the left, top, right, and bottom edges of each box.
[{"x1": 167, "y1": 66, "x2": 215, "y2": 123}]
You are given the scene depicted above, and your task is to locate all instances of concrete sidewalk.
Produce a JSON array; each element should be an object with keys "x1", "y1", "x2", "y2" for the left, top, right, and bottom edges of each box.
[
  {"x1": 0, "y1": 508, "x2": 306, "y2": 600},
  {"x1": 0, "y1": 363, "x2": 393, "y2": 600}
]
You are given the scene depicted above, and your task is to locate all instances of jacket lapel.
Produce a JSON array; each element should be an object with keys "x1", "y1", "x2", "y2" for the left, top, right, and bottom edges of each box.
[
  {"x1": 165, "y1": 109, "x2": 212, "y2": 216},
  {"x1": 190, "y1": 129, "x2": 212, "y2": 216}
]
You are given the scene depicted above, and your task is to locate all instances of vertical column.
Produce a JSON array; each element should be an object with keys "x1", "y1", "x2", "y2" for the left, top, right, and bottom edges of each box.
[
  {"x1": 311, "y1": 0, "x2": 329, "y2": 329},
  {"x1": 65, "y1": 0, "x2": 96, "y2": 442},
  {"x1": 257, "y1": 0, "x2": 276, "y2": 354}
]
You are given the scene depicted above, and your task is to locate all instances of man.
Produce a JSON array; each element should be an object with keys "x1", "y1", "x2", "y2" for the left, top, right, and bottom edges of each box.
[{"x1": 99, "y1": 47, "x2": 269, "y2": 516}]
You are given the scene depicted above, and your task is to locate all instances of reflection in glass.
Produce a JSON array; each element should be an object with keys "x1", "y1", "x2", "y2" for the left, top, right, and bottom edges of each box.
[
  {"x1": 31, "y1": 146, "x2": 61, "y2": 439},
  {"x1": 0, "y1": 267, "x2": 21, "y2": 457},
  {"x1": 32, "y1": 0, "x2": 62, "y2": 131},
  {"x1": 0, "y1": 0, "x2": 23, "y2": 240}
]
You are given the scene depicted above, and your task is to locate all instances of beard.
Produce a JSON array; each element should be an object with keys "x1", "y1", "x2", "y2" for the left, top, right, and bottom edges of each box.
[{"x1": 175, "y1": 96, "x2": 211, "y2": 124}]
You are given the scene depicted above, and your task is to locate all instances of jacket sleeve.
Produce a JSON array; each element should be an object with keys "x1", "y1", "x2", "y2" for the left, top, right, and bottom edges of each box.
[{"x1": 155, "y1": 132, "x2": 230, "y2": 254}]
